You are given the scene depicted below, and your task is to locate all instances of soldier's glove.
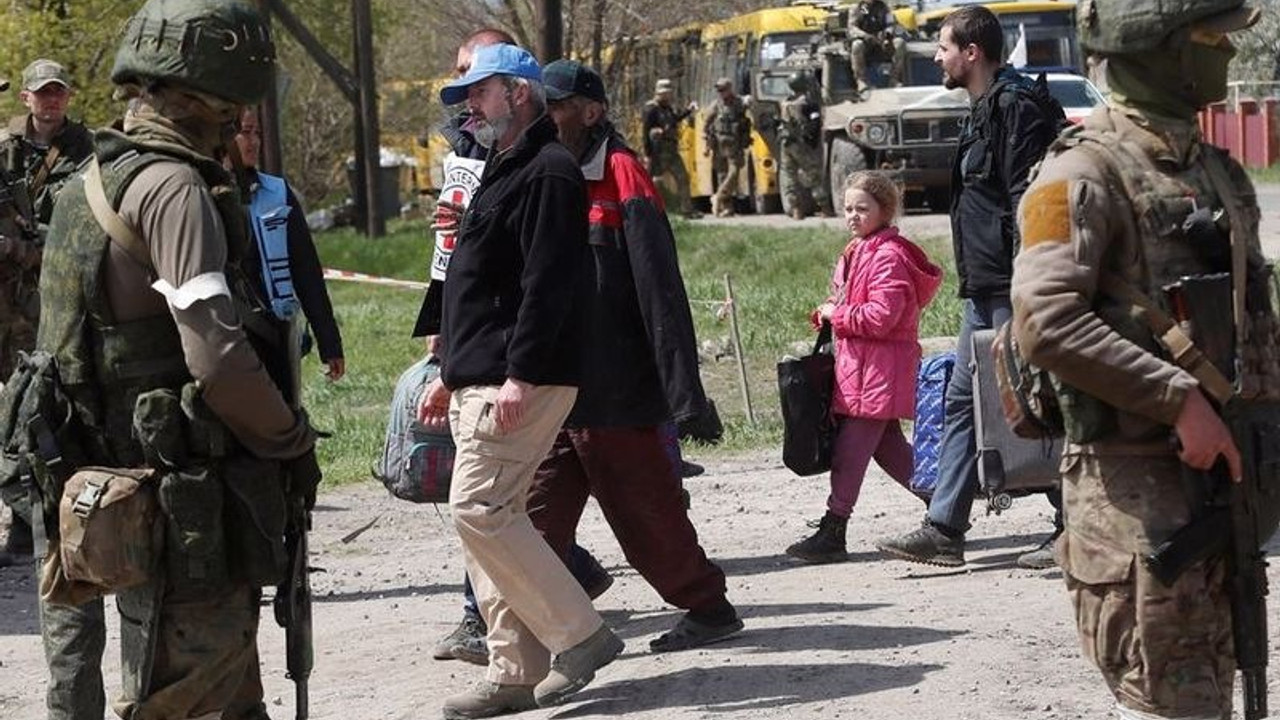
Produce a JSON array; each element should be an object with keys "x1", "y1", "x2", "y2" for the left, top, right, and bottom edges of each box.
[
  {"x1": 678, "y1": 398, "x2": 725, "y2": 445},
  {"x1": 285, "y1": 448, "x2": 322, "y2": 511}
]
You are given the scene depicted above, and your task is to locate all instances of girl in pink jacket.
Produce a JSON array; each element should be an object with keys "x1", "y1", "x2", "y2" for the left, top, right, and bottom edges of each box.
[{"x1": 787, "y1": 171, "x2": 943, "y2": 564}]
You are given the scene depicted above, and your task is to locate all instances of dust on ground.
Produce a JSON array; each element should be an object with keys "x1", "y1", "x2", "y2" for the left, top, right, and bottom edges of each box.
[{"x1": 3, "y1": 451, "x2": 1278, "y2": 720}]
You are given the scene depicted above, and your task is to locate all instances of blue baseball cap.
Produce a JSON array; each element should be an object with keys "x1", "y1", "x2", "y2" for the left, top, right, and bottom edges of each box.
[{"x1": 440, "y1": 44, "x2": 541, "y2": 106}]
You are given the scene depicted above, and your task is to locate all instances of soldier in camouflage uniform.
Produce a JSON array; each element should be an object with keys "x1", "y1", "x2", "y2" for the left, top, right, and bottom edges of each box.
[
  {"x1": 642, "y1": 78, "x2": 699, "y2": 218},
  {"x1": 0, "y1": 60, "x2": 92, "y2": 569},
  {"x1": 779, "y1": 72, "x2": 831, "y2": 220},
  {"x1": 27, "y1": 2, "x2": 319, "y2": 719},
  {"x1": 703, "y1": 77, "x2": 750, "y2": 217},
  {"x1": 1010, "y1": 1, "x2": 1276, "y2": 718}
]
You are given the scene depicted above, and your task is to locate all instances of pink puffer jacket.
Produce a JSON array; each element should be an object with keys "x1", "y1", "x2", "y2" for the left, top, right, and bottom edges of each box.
[{"x1": 825, "y1": 226, "x2": 943, "y2": 420}]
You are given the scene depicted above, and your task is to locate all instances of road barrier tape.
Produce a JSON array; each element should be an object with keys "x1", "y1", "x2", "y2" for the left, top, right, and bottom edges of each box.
[{"x1": 323, "y1": 268, "x2": 429, "y2": 291}]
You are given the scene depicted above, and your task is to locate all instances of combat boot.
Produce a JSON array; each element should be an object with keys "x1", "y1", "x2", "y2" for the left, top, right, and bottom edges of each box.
[
  {"x1": 442, "y1": 682, "x2": 537, "y2": 719},
  {"x1": 0, "y1": 514, "x2": 34, "y2": 568},
  {"x1": 790, "y1": 206, "x2": 806, "y2": 221},
  {"x1": 785, "y1": 512, "x2": 848, "y2": 564}
]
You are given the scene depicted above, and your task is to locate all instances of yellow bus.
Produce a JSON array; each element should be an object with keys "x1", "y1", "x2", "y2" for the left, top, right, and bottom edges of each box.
[
  {"x1": 381, "y1": 78, "x2": 450, "y2": 204},
  {"x1": 918, "y1": 1, "x2": 1080, "y2": 72},
  {"x1": 692, "y1": 4, "x2": 829, "y2": 213}
]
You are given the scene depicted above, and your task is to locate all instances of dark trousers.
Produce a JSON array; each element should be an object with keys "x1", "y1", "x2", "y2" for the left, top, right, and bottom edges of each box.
[{"x1": 528, "y1": 426, "x2": 727, "y2": 614}]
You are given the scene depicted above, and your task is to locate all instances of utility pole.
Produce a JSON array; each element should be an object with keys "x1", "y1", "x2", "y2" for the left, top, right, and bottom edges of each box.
[
  {"x1": 590, "y1": 0, "x2": 606, "y2": 68},
  {"x1": 537, "y1": 0, "x2": 564, "y2": 63},
  {"x1": 254, "y1": 0, "x2": 284, "y2": 176},
  {"x1": 352, "y1": 0, "x2": 384, "y2": 237}
]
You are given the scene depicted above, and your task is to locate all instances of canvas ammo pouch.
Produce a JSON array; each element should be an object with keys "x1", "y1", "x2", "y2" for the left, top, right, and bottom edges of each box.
[{"x1": 58, "y1": 467, "x2": 161, "y2": 591}]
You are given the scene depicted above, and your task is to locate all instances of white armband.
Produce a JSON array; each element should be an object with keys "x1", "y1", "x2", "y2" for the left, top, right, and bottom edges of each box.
[{"x1": 150, "y1": 272, "x2": 231, "y2": 310}]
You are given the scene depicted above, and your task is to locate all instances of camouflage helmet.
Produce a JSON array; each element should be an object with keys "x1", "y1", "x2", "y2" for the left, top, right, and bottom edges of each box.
[
  {"x1": 787, "y1": 72, "x2": 811, "y2": 92},
  {"x1": 1078, "y1": 0, "x2": 1261, "y2": 54},
  {"x1": 111, "y1": 0, "x2": 276, "y2": 106}
]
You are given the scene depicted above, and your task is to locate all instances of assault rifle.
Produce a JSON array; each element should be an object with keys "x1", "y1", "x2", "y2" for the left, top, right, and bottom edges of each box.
[
  {"x1": 274, "y1": 491, "x2": 313, "y2": 720},
  {"x1": 273, "y1": 315, "x2": 313, "y2": 720},
  {"x1": 1145, "y1": 273, "x2": 1273, "y2": 720}
]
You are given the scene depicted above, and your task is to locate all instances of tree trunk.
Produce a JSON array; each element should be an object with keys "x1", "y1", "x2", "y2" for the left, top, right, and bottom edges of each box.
[{"x1": 537, "y1": 0, "x2": 563, "y2": 63}]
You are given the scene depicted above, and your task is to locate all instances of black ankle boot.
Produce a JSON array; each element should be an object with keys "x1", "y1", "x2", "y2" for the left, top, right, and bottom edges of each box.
[{"x1": 785, "y1": 512, "x2": 848, "y2": 564}]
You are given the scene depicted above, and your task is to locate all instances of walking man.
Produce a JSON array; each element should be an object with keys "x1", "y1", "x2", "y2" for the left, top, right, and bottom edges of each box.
[
  {"x1": 642, "y1": 78, "x2": 698, "y2": 218},
  {"x1": 418, "y1": 44, "x2": 623, "y2": 718},
  {"x1": 537, "y1": 59, "x2": 744, "y2": 653},
  {"x1": 703, "y1": 77, "x2": 750, "y2": 217},
  {"x1": 877, "y1": 5, "x2": 1065, "y2": 568}
]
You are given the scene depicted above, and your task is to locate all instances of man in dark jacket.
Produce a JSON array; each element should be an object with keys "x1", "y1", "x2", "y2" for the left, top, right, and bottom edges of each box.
[
  {"x1": 536, "y1": 59, "x2": 743, "y2": 654},
  {"x1": 877, "y1": 5, "x2": 1065, "y2": 569},
  {"x1": 417, "y1": 44, "x2": 622, "y2": 718},
  {"x1": 416, "y1": 29, "x2": 612, "y2": 671}
]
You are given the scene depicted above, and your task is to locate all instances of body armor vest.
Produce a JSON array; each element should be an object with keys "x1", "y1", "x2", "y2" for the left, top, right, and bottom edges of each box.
[
  {"x1": 1046, "y1": 124, "x2": 1280, "y2": 440},
  {"x1": 39, "y1": 130, "x2": 267, "y2": 467}
]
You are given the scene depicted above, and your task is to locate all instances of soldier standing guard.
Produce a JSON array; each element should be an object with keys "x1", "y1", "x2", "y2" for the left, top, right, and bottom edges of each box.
[
  {"x1": 703, "y1": 77, "x2": 751, "y2": 217},
  {"x1": 1011, "y1": 1, "x2": 1280, "y2": 718},
  {"x1": 27, "y1": 1, "x2": 320, "y2": 719},
  {"x1": 779, "y1": 72, "x2": 831, "y2": 220},
  {"x1": 0, "y1": 60, "x2": 92, "y2": 569},
  {"x1": 642, "y1": 78, "x2": 700, "y2": 218}
]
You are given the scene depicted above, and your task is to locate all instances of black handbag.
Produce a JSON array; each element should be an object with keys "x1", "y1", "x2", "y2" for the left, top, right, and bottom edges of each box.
[{"x1": 777, "y1": 322, "x2": 835, "y2": 476}]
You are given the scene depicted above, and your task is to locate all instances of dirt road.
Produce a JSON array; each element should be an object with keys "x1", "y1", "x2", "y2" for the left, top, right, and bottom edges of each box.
[{"x1": 2, "y1": 452, "x2": 1277, "y2": 720}]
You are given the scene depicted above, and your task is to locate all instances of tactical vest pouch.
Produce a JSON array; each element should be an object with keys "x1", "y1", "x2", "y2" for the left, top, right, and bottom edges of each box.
[
  {"x1": 58, "y1": 467, "x2": 161, "y2": 593},
  {"x1": 157, "y1": 467, "x2": 229, "y2": 589},
  {"x1": 221, "y1": 453, "x2": 287, "y2": 586}
]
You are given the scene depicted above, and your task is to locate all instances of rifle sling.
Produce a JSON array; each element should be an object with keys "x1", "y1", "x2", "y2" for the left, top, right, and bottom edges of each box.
[
  {"x1": 1097, "y1": 274, "x2": 1235, "y2": 406},
  {"x1": 84, "y1": 157, "x2": 154, "y2": 274},
  {"x1": 29, "y1": 143, "x2": 61, "y2": 200},
  {"x1": 1199, "y1": 149, "x2": 1250, "y2": 351}
]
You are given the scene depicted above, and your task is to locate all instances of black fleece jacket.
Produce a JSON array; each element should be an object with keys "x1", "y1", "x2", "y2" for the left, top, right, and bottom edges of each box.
[{"x1": 438, "y1": 115, "x2": 589, "y2": 390}]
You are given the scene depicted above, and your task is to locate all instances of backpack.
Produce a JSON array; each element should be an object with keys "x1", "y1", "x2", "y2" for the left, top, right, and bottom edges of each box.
[
  {"x1": 373, "y1": 356, "x2": 454, "y2": 504},
  {"x1": 910, "y1": 351, "x2": 955, "y2": 494},
  {"x1": 992, "y1": 321, "x2": 1063, "y2": 439}
]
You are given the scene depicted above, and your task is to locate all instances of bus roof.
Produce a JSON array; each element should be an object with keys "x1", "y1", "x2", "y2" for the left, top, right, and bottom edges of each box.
[
  {"x1": 918, "y1": 1, "x2": 1076, "y2": 22},
  {"x1": 701, "y1": 5, "x2": 828, "y2": 42}
]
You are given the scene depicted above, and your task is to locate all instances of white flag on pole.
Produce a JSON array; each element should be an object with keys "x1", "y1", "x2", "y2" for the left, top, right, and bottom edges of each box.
[{"x1": 1010, "y1": 23, "x2": 1028, "y2": 68}]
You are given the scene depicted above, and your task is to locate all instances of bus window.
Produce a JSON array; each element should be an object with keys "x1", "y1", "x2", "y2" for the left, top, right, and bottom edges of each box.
[
  {"x1": 1001, "y1": 11, "x2": 1080, "y2": 70},
  {"x1": 759, "y1": 31, "x2": 816, "y2": 69}
]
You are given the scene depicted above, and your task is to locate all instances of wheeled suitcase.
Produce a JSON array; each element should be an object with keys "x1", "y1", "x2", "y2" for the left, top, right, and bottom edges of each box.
[{"x1": 970, "y1": 328, "x2": 1061, "y2": 512}]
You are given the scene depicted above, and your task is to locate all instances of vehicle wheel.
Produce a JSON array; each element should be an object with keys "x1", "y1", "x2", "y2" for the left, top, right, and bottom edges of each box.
[{"x1": 828, "y1": 135, "x2": 868, "y2": 211}]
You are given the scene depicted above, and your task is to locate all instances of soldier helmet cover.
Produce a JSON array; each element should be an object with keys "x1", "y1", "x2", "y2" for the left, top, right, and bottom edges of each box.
[
  {"x1": 1078, "y1": 0, "x2": 1260, "y2": 54},
  {"x1": 714, "y1": 77, "x2": 733, "y2": 90},
  {"x1": 655, "y1": 78, "x2": 674, "y2": 94},
  {"x1": 111, "y1": 0, "x2": 276, "y2": 106},
  {"x1": 787, "y1": 72, "x2": 811, "y2": 92}
]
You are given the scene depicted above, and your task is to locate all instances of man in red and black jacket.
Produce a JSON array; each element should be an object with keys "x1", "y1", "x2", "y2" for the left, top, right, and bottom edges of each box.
[{"x1": 534, "y1": 59, "x2": 743, "y2": 653}]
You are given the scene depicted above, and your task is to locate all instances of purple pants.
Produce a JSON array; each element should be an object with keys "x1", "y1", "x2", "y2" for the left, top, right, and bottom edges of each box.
[{"x1": 827, "y1": 416, "x2": 915, "y2": 518}]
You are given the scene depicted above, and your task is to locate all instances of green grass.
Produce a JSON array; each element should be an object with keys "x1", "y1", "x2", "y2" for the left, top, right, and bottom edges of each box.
[
  {"x1": 1247, "y1": 164, "x2": 1280, "y2": 185},
  {"x1": 305, "y1": 217, "x2": 959, "y2": 485}
]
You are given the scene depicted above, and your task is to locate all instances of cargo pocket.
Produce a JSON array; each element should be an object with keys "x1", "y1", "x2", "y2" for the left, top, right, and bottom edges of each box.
[{"x1": 1061, "y1": 529, "x2": 1136, "y2": 685}]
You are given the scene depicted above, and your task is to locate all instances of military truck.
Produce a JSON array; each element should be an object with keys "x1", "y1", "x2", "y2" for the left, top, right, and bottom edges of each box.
[{"x1": 762, "y1": 5, "x2": 970, "y2": 212}]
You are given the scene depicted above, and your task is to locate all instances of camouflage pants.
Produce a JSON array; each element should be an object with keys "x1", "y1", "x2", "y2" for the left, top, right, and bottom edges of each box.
[
  {"x1": 115, "y1": 581, "x2": 264, "y2": 720},
  {"x1": 1058, "y1": 446, "x2": 1234, "y2": 719},
  {"x1": 781, "y1": 140, "x2": 829, "y2": 213},
  {"x1": 0, "y1": 267, "x2": 39, "y2": 381},
  {"x1": 648, "y1": 145, "x2": 693, "y2": 215},
  {"x1": 712, "y1": 138, "x2": 745, "y2": 214},
  {"x1": 37, "y1": 560, "x2": 268, "y2": 720}
]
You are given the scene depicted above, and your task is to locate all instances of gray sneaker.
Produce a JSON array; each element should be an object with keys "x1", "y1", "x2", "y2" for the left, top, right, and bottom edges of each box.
[
  {"x1": 433, "y1": 614, "x2": 488, "y2": 665},
  {"x1": 876, "y1": 524, "x2": 965, "y2": 567},
  {"x1": 1017, "y1": 530, "x2": 1062, "y2": 570},
  {"x1": 441, "y1": 682, "x2": 537, "y2": 719},
  {"x1": 533, "y1": 624, "x2": 624, "y2": 707}
]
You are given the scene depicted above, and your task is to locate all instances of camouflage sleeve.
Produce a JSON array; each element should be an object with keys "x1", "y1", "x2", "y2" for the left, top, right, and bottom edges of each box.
[
  {"x1": 1011, "y1": 149, "x2": 1196, "y2": 427},
  {"x1": 117, "y1": 161, "x2": 313, "y2": 460}
]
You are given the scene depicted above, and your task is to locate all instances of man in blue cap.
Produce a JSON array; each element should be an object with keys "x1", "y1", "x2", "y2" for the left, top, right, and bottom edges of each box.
[{"x1": 417, "y1": 44, "x2": 623, "y2": 718}]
